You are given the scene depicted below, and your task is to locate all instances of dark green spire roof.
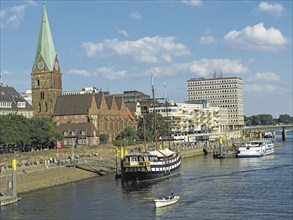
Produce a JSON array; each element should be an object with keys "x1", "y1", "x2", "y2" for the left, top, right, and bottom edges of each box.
[{"x1": 33, "y1": 4, "x2": 56, "y2": 71}]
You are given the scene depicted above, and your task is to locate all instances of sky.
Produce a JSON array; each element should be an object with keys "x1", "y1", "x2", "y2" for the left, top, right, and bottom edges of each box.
[{"x1": 0, "y1": 0, "x2": 292, "y2": 118}]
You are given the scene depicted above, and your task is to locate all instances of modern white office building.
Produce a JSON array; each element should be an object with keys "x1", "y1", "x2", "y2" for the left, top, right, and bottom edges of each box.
[
  {"x1": 187, "y1": 76, "x2": 244, "y2": 131},
  {"x1": 149, "y1": 101, "x2": 222, "y2": 143}
]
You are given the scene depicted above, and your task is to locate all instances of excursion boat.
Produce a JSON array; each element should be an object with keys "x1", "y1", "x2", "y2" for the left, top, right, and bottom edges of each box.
[
  {"x1": 237, "y1": 139, "x2": 275, "y2": 158},
  {"x1": 154, "y1": 195, "x2": 180, "y2": 208},
  {"x1": 259, "y1": 138, "x2": 275, "y2": 156},
  {"x1": 120, "y1": 148, "x2": 181, "y2": 183},
  {"x1": 237, "y1": 141, "x2": 265, "y2": 158}
]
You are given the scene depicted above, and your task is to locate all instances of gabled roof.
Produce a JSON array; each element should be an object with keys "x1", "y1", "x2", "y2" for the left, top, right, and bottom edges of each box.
[
  {"x1": 114, "y1": 97, "x2": 123, "y2": 110},
  {"x1": 105, "y1": 96, "x2": 113, "y2": 110},
  {"x1": 58, "y1": 122, "x2": 96, "y2": 138},
  {"x1": 33, "y1": 4, "x2": 56, "y2": 71},
  {"x1": 54, "y1": 94, "x2": 93, "y2": 116},
  {"x1": 0, "y1": 85, "x2": 33, "y2": 110}
]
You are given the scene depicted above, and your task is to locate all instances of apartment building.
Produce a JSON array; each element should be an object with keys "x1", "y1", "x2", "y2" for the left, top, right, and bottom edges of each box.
[
  {"x1": 187, "y1": 76, "x2": 244, "y2": 130},
  {"x1": 0, "y1": 84, "x2": 34, "y2": 118},
  {"x1": 149, "y1": 101, "x2": 222, "y2": 142}
]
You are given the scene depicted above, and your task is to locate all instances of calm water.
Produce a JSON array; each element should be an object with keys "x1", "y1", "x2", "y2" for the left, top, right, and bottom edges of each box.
[{"x1": 1, "y1": 132, "x2": 292, "y2": 220}]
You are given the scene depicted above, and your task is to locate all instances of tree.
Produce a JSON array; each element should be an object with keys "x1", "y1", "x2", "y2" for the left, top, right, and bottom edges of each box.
[
  {"x1": 0, "y1": 114, "x2": 63, "y2": 153},
  {"x1": 277, "y1": 114, "x2": 293, "y2": 124},
  {"x1": 99, "y1": 134, "x2": 109, "y2": 143},
  {"x1": 137, "y1": 112, "x2": 168, "y2": 142}
]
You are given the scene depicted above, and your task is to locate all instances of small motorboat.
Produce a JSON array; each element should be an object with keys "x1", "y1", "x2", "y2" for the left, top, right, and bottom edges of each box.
[{"x1": 154, "y1": 195, "x2": 180, "y2": 208}]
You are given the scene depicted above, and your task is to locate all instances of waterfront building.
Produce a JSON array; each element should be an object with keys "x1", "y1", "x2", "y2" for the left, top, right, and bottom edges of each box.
[
  {"x1": 187, "y1": 76, "x2": 244, "y2": 131},
  {"x1": 149, "y1": 101, "x2": 222, "y2": 143},
  {"x1": 0, "y1": 83, "x2": 34, "y2": 118},
  {"x1": 29, "y1": 4, "x2": 136, "y2": 146},
  {"x1": 31, "y1": 4, "x2": 62, "y2": 117},
  {"x1": 53, "y1": 91, "x2": 136, "y2": 146}
]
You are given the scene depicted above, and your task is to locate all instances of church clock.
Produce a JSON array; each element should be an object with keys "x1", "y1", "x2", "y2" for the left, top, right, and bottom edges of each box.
[{"x1": 37, "y1": 61, "x2": 45, "y2": 70}]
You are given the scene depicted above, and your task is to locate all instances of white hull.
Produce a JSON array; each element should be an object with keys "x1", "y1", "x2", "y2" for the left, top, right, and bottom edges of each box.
[
  {"x1": 237, "y1": 139, "x2": 275, "y2": 158},
  {"x1": 154, "y1": 196, "x2": 180, "y2": 208}
]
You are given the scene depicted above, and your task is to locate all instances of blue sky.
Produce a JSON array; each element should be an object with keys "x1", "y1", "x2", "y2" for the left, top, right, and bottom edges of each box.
[{"x1": 0, "y1": 0, "x2": 292, "y2": 117}]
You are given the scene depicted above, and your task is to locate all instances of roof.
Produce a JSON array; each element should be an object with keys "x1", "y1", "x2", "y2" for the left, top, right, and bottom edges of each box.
[
  {"x1": 33, "y1": 5, "x2": 56, "y2": 71},
  {"x1": 149, "y1": 148, "x2": 176, "y2": 157},
  {"x1": 58, "y1": 122, "x2": 96, "y2": 138},
  {"x1": 54, "y1": 93, "x2": 93, "y2": 115},
  {"x1": 0, "y1": 85, "x2": 33, "y2": 111}
]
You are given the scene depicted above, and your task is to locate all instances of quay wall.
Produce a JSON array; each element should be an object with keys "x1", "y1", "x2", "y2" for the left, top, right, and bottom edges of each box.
[{"x1": 180, "y1": 147, "x2": 205, "y2": 159}]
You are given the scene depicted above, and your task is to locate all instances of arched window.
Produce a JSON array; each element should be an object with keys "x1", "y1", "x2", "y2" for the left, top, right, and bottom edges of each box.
[
  {"x1": 40, "y1": 91, "x2": 45, "y2": 99},
  {"x1": 37, "y1": 79, "x2": 40, "y2": 87},
  {"x1": 38, "y1": 103, "x2": 41, "y2": 112},
  {"x1": 45, "y1": 102, "x2": 48, "y2": 112}
]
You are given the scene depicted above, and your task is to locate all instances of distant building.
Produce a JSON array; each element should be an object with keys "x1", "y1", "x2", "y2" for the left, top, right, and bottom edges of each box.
[
  {"x1": 149, "y1": 102, "x2": 222, "y2": 143},
  {"x1": 111, "y1": 90, "x2": 151, "y2": 117},
  {"x1": 20, "y1": 90, "x2": 32, "y2": 106},
  {"x1": 0, "y1": 83, "x2": 34, "y2": 118},
  {"x1": 29, "y1": 4, "x2": 136, "y2": 146},
  {"x1": 187, "y1": 76, "x2": 244, "y2": 130},
  {"x1": 53, "y1": 91, "x2": 136, "y2": 145},
  {"x1": 58, "y1": 122, "x2": 98, "y2": 147},
  {"x1": 31, "y1": 4, "x2": 62, "y2": 116}
]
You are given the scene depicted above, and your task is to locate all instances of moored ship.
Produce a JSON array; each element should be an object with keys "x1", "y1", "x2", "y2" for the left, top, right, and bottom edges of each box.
[{"x1": 120, "y1": 147, "x2": 181, "y2": 183}]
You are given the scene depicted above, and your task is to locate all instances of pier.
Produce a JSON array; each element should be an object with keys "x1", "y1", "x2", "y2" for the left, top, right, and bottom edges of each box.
[{"x1": 0, "y1": 159, "x2": 19, "y2": 207}]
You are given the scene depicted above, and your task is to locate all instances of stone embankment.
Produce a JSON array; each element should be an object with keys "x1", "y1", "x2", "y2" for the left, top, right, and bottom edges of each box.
[{"x1": 0, "y1": 145, "x2": 116, "y2": 194}]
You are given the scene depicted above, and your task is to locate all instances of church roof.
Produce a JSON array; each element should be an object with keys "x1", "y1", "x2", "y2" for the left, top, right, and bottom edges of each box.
[
  {"x1": 54, "y1": 94, "x2": 93, "y2": 116},
  {"x1": 33, "y1": 4, "x2": 56, "y2": 71}
]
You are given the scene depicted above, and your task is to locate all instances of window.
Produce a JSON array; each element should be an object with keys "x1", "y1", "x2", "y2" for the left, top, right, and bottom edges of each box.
[
  {"x1": 17, "y1": 102, "x2": 26, "y2": 108},
  {"x1": 40, "y1": 91, "x2": 45, "y2": 99}
]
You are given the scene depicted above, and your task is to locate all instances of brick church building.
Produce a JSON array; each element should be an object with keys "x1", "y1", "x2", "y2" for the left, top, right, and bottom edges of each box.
[{"x1": 31, "y1": 4, "x2": 136, "y2": 146}]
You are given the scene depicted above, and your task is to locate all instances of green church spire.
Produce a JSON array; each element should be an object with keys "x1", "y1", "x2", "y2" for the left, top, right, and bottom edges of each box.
[{"x1": 33, "y1": 3, "x2": 56, "y2": 71}]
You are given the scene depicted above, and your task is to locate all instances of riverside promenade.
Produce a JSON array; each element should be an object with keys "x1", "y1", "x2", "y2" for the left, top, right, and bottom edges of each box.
[{"x1": 0, "y1": 145, "x2": 116, "y2": 195}]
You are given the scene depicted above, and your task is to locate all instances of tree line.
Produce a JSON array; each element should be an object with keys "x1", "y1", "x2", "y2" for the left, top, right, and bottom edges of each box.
[
  {"x1": 1, "y1": 113, "x2": 292, "y2": 153},
  {"x1": 0, "y1": 114, "x2": 62, "y2": 154},
  {"x1": 244, "y1": 114, "x2": 293, "y2": 126}
]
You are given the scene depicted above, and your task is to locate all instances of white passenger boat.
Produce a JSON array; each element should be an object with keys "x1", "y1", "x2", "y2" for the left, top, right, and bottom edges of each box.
[
  {"x1": 237, "y1": 140, "x2": 265, "y2": 158},
  {"x1": 154, "y1": 195, "x2": 180, "y2": 208},
  {"x1": 259, "y1": 138, "x2": 275, "y2": 156},
  {"x1": 237, "y1": 139, "x2": 275, "y2": 158}
]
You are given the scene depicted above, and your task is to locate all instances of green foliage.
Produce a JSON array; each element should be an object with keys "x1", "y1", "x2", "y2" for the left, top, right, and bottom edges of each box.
[
  {"x1": 245, "y1": 114, "x2": 293, "y2": 126},
  {"x1": 277, "y1": 114, "x2": 293, "y2": 124},
  {"x1": 115, "y1": 126, "x2": 138, "y2": 146},
  {"x1": 137, "y1": 112, "x2": 168, "y2": 142},
  {"x1": 99, "y1": 133, "x2": 109, "y2": 143},
  {"x1": 0, "y1": 114, "x2": 63, "y2": 153}
]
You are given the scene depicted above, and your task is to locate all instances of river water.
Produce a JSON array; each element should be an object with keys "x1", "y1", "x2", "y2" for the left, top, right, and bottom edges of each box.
[{"x1": 1, "y1": 131, "x2": 292, "y2": 220}]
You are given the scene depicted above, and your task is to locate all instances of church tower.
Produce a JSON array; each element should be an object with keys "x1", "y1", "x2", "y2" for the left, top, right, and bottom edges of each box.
[{"x1": 31, "y1": 3, "x2": 62, "y2": 116}]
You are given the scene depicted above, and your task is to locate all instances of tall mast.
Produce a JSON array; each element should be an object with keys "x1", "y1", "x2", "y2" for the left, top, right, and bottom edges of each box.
[
  {"x1": 152, "y1": 74, "x2": 158, "y2": 149},
  {"x1": 164, "y1": 83, "x2": 170, "y2": 148}
]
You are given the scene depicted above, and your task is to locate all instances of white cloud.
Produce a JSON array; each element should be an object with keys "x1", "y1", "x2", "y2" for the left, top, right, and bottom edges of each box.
[
  {"x1": 94, "y1": 67, "x2": 127, "y2": 80},
  {"x1": 66, "y1": 69, "x2": 91, "y2": 77},
  {"x1": 117, "y1": 28, "x2": 129, "y2": 37},
  {"x1": 249, "y1": 72, "x2": 280, "y2": 81},
  {"x1": 244, "y1": 83, "x2": 278, "y2": 93},
  {"x1": 146, "y1": 58, "x2": 249, "y2": 78},
  {"x1": 130, "y1": 11, "x2": 141, "y2": 20},
  {"x1": 200, "y1": 36, "x2": 216, "y2": 44},
  {"x1": 258, "y1": 2, "x2": 284, "y2": 17},
  {"x1": 224, "y1": 23, "x2": 287, "y2": 52},
  {"x1": 181, "y1": 0, "x2": 203, "y2": 7},
  {"x1": 82, "y1": 36, "x2": 190, "y2": 63},
  {"x1": 0, "y1": 2, "x2": 36, "y2": 29}
]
